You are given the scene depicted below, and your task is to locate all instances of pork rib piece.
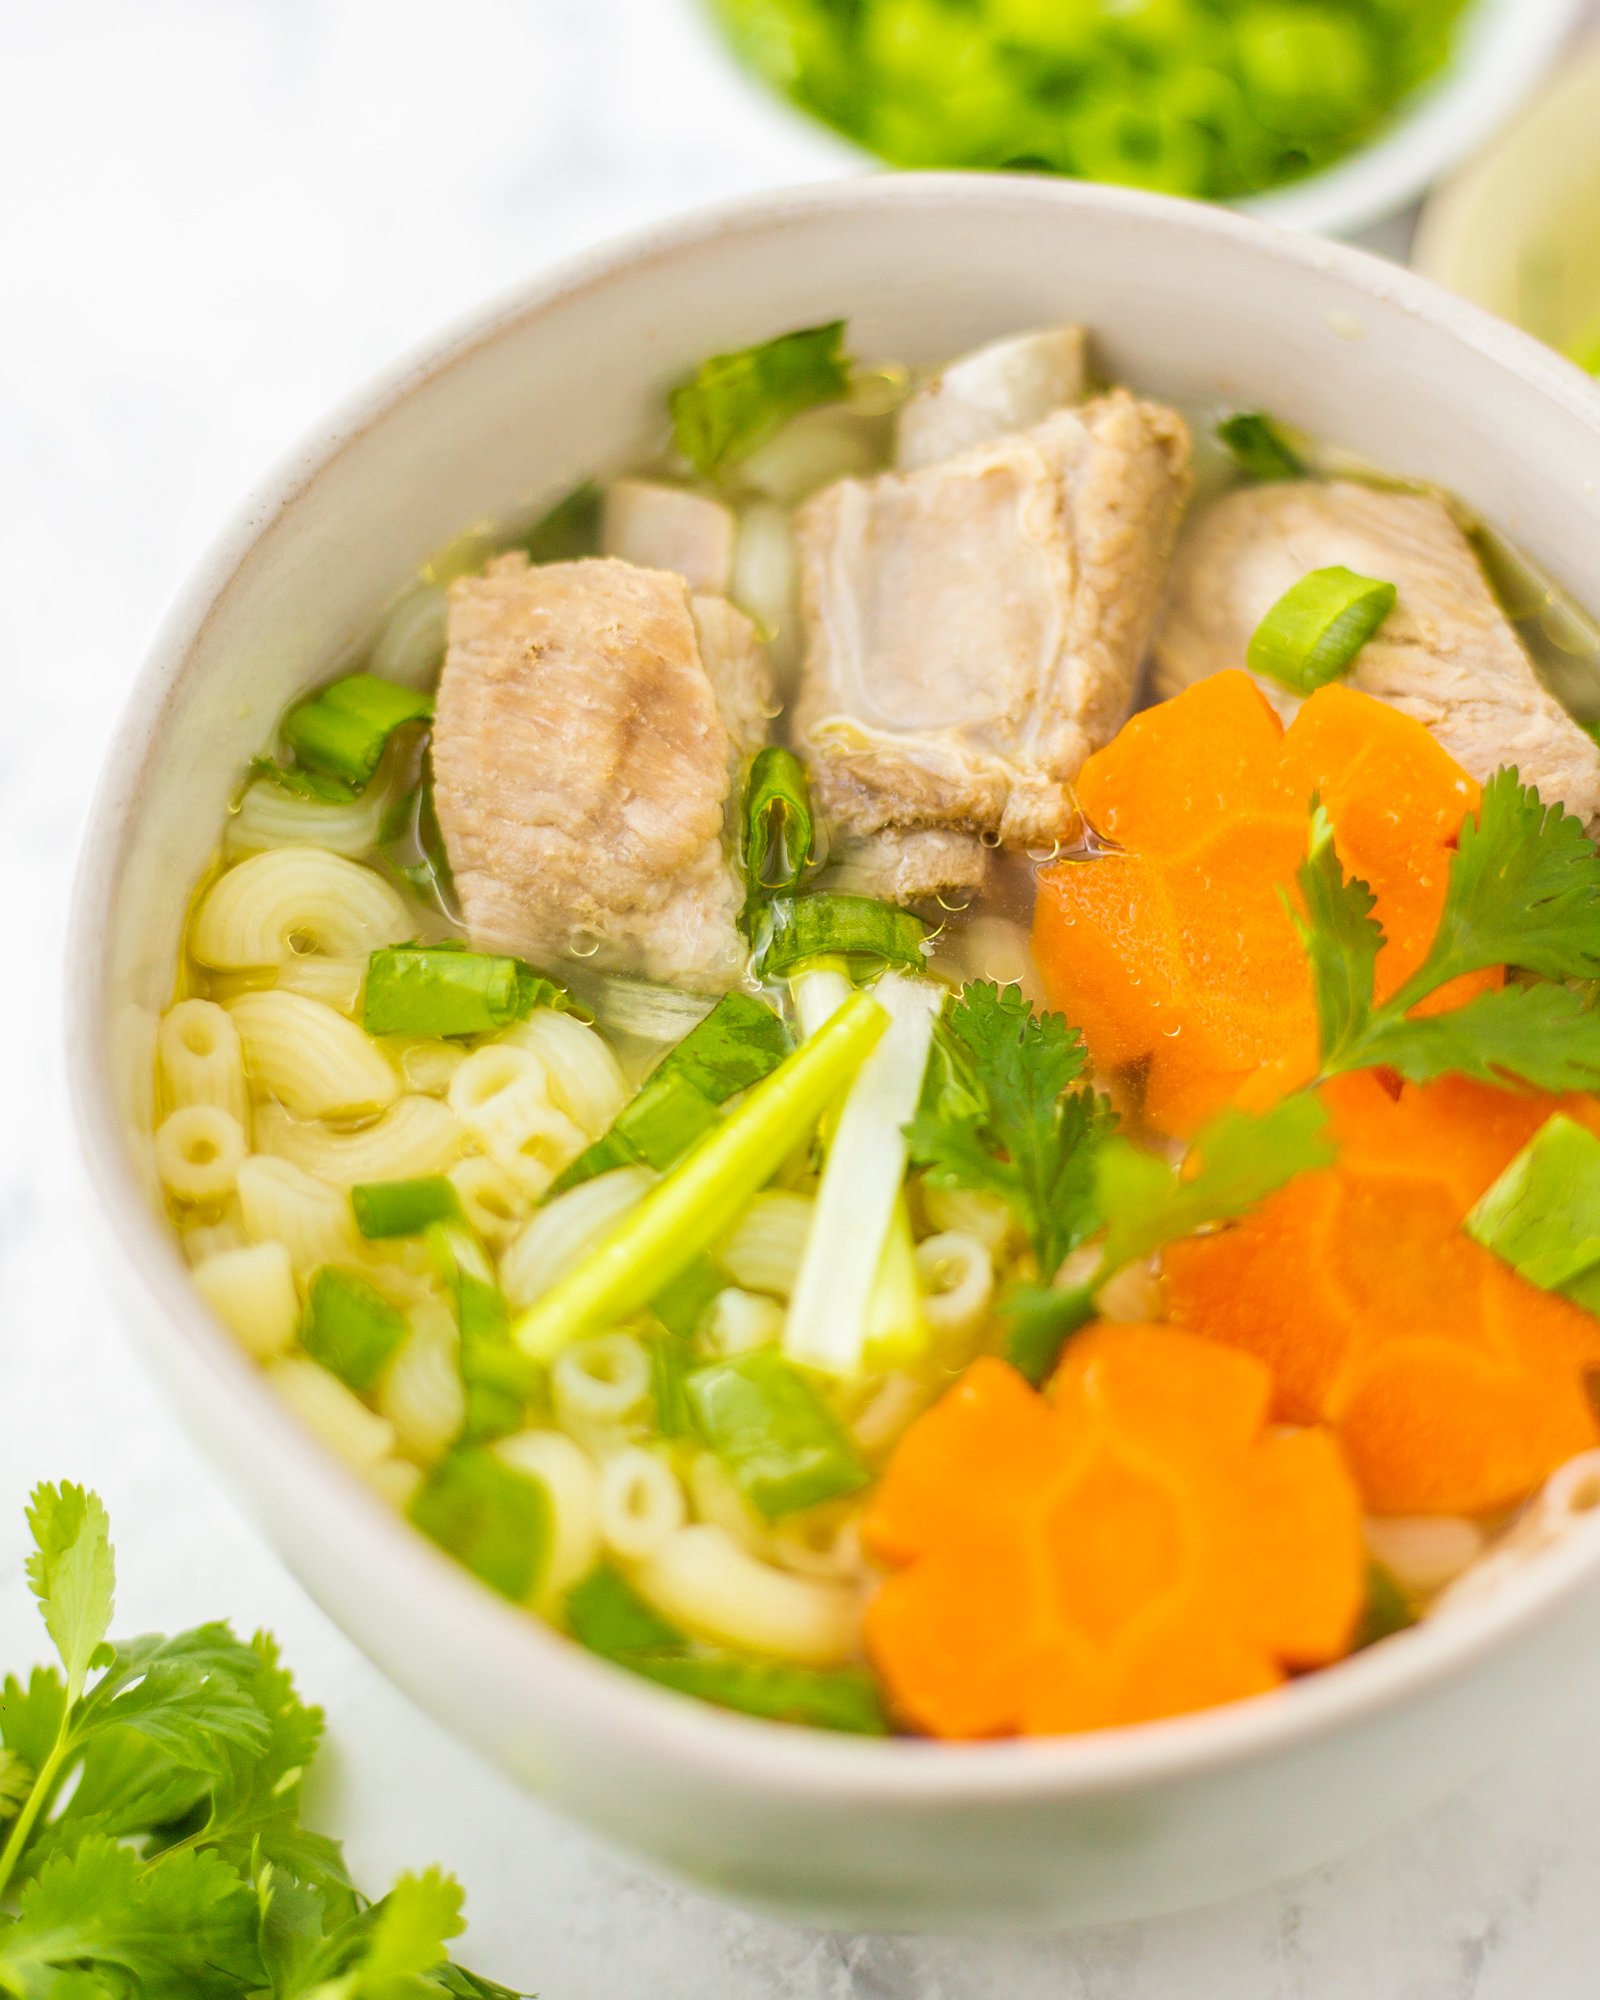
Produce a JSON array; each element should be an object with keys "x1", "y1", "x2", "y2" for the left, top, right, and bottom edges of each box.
[
  {"x1": 794, "y1": 388, "x2": 1192, "y2": 853},
  {"x1": 1153, "y1": 480, "x2": 1600, "y2": 825},
  {"x1": 433, "y1": 554, "x2": 771, "y2": 991}
]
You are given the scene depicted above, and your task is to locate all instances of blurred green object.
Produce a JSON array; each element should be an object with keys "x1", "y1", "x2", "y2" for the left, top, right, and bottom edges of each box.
[{"x1": 710, "y1": 0, "x2": 1471, "y2": 201}]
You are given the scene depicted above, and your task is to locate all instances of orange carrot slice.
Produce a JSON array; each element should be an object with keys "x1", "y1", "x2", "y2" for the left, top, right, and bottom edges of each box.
[
  {"x1": 862, "y1": 1335, "x2": 1365, "y2": 1738},
  {"x1": 1165, "y1": 1072, "x2": 1600, "y2": 1515},
  {"x1": 1032, "y1": 673, "x2": 1497, "y2": 1135}
]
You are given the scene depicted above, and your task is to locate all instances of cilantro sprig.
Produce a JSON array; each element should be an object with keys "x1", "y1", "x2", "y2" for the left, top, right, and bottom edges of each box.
[
  {"x1": 0, "y1": 1484, "x2": 519, "y2": 1999},
  {"x1": 1291, "y1": 773, "x2": 1600, "y2": 1091}
]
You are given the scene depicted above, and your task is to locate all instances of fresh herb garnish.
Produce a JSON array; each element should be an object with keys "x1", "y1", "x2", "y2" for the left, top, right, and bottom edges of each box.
[
  {"x1": 0, "y1": 1485, "x2": 515, "y2": 1996},
  {"x1": 905, "y1": 982, "x2": 1114, "y2": 1283},
  {"x1": 670, "y1": 322, "x2": 852, "y2": 478},
  {"x1": 1002, "y1": 1096, "x2": 1336, "y2": 1384},
  {"x1": 1290, "y1": 775, "x2": 1600, "y2": 1090}
]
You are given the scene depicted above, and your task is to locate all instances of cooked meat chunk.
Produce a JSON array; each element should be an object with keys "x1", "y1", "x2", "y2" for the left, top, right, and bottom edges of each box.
[
  {"x1": 433, "y1": 554, "x2": 772, "y2": 991},
  {"x1": 602, "y1": 480, "x2": 734, "y2": 595},
  {"x1": 895, "y1": 326, "x2": 1086, "y2": 472},
  {"x1": 1153, "y1": 481, "x2": 1600, "y2": 825},
  {"x1": 794, "y1": 389, "x2": 1192, "y2": 851},
  {"x1": 827, "y1": 827, "x2": 990, "y2": 905}
]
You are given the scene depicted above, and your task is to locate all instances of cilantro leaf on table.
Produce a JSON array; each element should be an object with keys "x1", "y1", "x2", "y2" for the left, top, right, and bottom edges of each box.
[
  {"x1": 0, "y1": 1489, "x2": 519, "y2": 1997},
  {"x1": 1004, "y1": 1097, "x2": 1335, "y2": 1385},
  {"x1": 905, "y1": 982, "x2": 1116, "y2": 1280},
  {"x1": 1288, "y1": 776, "x2": 1600, "y2": 1091}
]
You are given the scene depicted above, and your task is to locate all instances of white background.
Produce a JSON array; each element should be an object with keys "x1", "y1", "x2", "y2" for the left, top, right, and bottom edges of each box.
[{"x1": 5, "y1": 3, "x2": 1600, "y2": 1992}]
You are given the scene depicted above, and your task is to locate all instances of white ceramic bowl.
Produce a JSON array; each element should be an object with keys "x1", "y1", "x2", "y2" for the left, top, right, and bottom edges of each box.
[{"x1": 68, "y1": 175, "x2": 1600, "y2": 1935}]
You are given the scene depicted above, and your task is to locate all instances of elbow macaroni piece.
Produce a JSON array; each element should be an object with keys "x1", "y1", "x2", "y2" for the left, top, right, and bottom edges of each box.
[
  {"x1": 192, "y1": 1240, "x2": 301, "y2": 1360},
  {"x1": 254, "y1": 1094, "x2": 467, "y2": 1187},
  {"x1": 494, "y1": 1428, "x2": 602, "y2": 1601},
  {"x1": 446, "y1": 1155, "x2": 529, "y2": 1253},
  {"x1": 273, "y1": 955, "x2": 367, "y2": 1018},
  {"x1": 552, "y1": 1333, "x2": 653, "y2": 1454},
  {"x1": 382, "y1": 1038, "x2": 467, "y2": 1097},
  {"x1": 159, "y1": 999, "x2": 250, "y2": 1127},
  {"x1": 267, "y1": 1356, "x2": 396, "y2": 1470},
  {"x1": 378, "y1": 1296, "x2": 465, "y2": 1461},
  {"x1": 497, "y1": 1011, "x2": 629, "y2": 1140},
  {"x1": 238, "y1": 1154, "x2": 361, "y2": 1276},
  {"x1": 718, "y1": 1192, "x2": 815, "y2": 1298},
  {"x1": 921, "y1": 1184, "x2": 1014, "y2": 1253},
  {"x1": 702, "y1": 1287, "x2": 785, "y2": 1358},
  {"x1": 498, "y1": 1166, "x2": 656, "y2": 1311},
  {"x1": 633, "y1": 1523, "x2": 860, "y2": 1666},
  {"x1": 191, "y1": 846, "x2": 410, "y2": 969},
  {"x1": 154, "y1": 1105, "x2": 249, "y2": 1206},
  {"x1": 913, "y1": 1231, "x2": 994, "y2": 1339},
  {"x1": 597, "y1": 1447, "x2": 686, "y2": 1562},
  {"x1": 183, "y1": 1214, "x2": 247, "y2": 1265},
  {"x1": 447, "y1": 1044, "x2": 586, "y2": 1197},
  {"x1": 230, "y1": 991, "x2": 400, "y2": 1119},
  {"x1": 227, "y1": 779, "x2": 390, "y2": 859}
]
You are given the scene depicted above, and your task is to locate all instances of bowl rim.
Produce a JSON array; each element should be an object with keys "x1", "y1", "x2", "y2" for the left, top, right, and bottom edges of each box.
[{"x1": 67, "y1": 169, "x2": 1600, "y2": 1807}]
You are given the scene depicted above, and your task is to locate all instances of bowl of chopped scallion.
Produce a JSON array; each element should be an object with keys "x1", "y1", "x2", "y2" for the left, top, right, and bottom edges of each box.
[{"x1": 709, "y1": 0, "x2": 1589, "y2": 237}]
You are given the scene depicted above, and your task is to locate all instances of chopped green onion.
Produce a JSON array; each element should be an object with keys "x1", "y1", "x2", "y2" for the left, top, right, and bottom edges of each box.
[
  {"x1": 1353, "y1": 1560, "x2": 1415, "y2": 1650},
  {"x1": 785, "y1": 973, "x2": 941, "y2": 1377},
  {"x1": 429, "y1": 1221, "x2": 538, "y2": 1444},
  {"x1": 1217, "y1": 411, "x2": 1308, "y2": 481},
  {"x1": 760, "y1": 894, "x2": 929, "y2": 979},
  {"x1": 670, "y1": 322, "x2": 852, "y2": 478},
  {"x1": 740, "y1": 747, "x2": 815, "y2": 939},
  {"x1": 362, "y1": 943, "x2": 587, "y2": 1039},
  {"x1": 282, "y1": 674, "x2": 434, "y2": 790},
  {"x1": 301, "y1": 1267, "x2": 408, "y2": 1394},
  {"x1": 380, "y1": 748, "x2": 457, "y2": 913},
  {"x1": 687, "y1": 1349, "x2": 869, "y2": 1518},
  {"x1": 565, "y1": 1563, "x2": 887, "y2": 1733},
  {"x1": 1464, "y1": 1113, "x2": 1600, "y2": 1301},
  {"x1": 246, "y1": 754, "x2": 361, "y2": 806},
  {"x1": 409, "y1": 1447, "x2": 551, "y2": 1602},
  {"x1": 651, "y1": 1254, "x2": 726, "y2": 1341},
  {"x1": 518, "y1": 481, "x2": 603, "y2": 565},
  {"x1": 351, "y1": 1176, "x2": 464, "y2": 1240},
  {"x1": 647, "y1": 1328, "x2": 698, "y2": 1439},
  {"x1": 1247, "y1": 566, "x2": 1398, "y2": 695},
  {"x1": 550, "y1": 992, "x2": 792, "y2": 1194},
  {"x1": 513, "y1": 990, "x2": 889, "y2": 1361}
]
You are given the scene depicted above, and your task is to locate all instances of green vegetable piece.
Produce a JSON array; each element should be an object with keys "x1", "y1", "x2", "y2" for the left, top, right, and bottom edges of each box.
[
  {"x1": 352, "y1": 1175, "x2": 465, "y2": 1240},
  {"x1": 1354, "y1": 1560, "x2": 1415, "y2": 1650},
  {"x1": 1290, "y1": 779, "x2": 1600, "y2": 1093},
  {"x1": 429, "y1": 1222, "x2": 537, "y2": 1445},
  {"x1": 247, "y1": 752, "x2": 362, "y2": 805},
  {"x1": 24, "y1": 1484, "x2": 114, "y2": 1709},
  {"x1": 513, "y1": 990, "x2": 888, "y2": 1360},
  {"x1": 652, "y1": 1254, "x2": 726, "y2": 1341},
  {"x1": 408, "y1": 1449, "x2": 551, "y2": 1603},
  {"x1": 282, "y1": 673, "x2": 434, "y2": 789},
  {"x1": 905, "y1": 981, "x2": 1112, "y2": 1281},
  {"x1": 670, "y1": 320, "x2": 852, "y2": 477},
  {"x1": 566, "y1": 1563, "x2": 684, "y2": 1655},
  {"x1": 1247, "y1": 566, "x2": 1398, "y2": 695},
  {"x1": 1217, "y1": 411, "x2": 1307, "y2": 481},
  {"x1": 565, "y1": 1563, "x2": 887, "y2": 1734},
  {"x1": 1464, "y1": 1113, "x2": 1600, "y2": 1297},
  {"x1": 551, "y1": 993, "x2": 792, "y2": 1193},
  {"x1": 1003, "y1": 1095, "x2": 1335, "y2": 1386},
  {"x1": 740, "y1": 746, "x2": 815, "y2": 938},
  {"x1": 687, "y1": 1349, "x2": 869, "y2": 1519},
  {"x1": 648, "y1": 1330, "x2": 698, "y2": 1439},
  {"x1": 380, "y1": 747, "x2": 458, "y2": 913},
  {"x1": 761, "y1": 893, "x2": 929, "y2": 978},
  {"x1": 303, "y1": 1267, "x2": 408, "y2": 1394},
  {"x1": 519, "y1": 480, "x2": 603, "y2": 564}
]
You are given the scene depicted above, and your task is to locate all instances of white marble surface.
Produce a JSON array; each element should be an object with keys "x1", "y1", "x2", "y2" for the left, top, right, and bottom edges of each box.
[{"x1": 6, "y1": 2, "x2": 1600, "y2": 1991}]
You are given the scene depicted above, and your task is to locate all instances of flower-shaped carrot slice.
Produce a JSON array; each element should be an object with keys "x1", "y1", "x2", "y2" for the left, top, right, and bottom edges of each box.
[
  {"x1": 1031, "y1": 672, "x2": 1497, "y2": 1136},
  {"x1": 1165, "y1": 1071, "x2": 1600, "y2": 1515},
  {"x1": 862, "y1": 1334, "x2": 1364, "y2": 1738}
]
